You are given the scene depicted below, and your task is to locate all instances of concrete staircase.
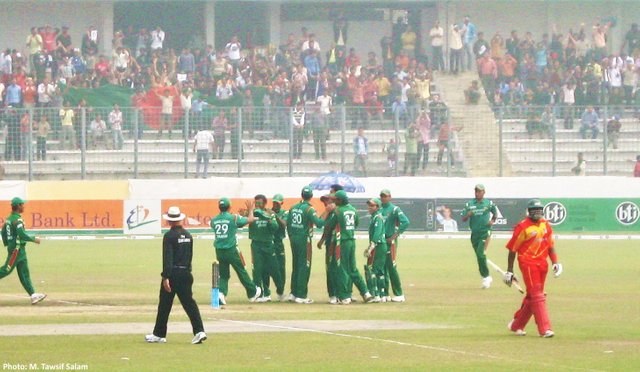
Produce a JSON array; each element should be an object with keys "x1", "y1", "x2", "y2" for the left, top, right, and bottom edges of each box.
[{"x1": 435, "y1": 71, "x2": 512, "y2": 177}]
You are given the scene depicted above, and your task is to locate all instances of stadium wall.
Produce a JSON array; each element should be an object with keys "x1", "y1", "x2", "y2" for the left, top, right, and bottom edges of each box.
[{"x1": 0, "y1": 177, "x2": 637, "y2": 234}]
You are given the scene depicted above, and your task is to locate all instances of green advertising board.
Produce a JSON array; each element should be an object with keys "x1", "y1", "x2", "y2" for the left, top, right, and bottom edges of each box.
[{"x1": 540, "y1": 199, "x2": 640, "y2": 232}]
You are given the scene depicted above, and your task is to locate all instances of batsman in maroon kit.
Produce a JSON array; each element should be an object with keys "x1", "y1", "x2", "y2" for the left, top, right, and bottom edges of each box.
[{"x1": 503, "y1": 199, "x2": 563, "y2": 338}]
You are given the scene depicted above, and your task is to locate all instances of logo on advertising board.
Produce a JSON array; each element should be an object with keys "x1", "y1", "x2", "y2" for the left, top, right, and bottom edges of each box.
[
  {"x1": 615, "y1": 202, "x2": 639, "y2": 226},
  {"x1": 123, "y1": 200, "x2": 161, "y2": 234},
  {"x1": 544, "y1": 202, "x2": 567, "y2": 225},
  {"x1": 493, "y1": 205, "x2": 508, "y2": 225}
]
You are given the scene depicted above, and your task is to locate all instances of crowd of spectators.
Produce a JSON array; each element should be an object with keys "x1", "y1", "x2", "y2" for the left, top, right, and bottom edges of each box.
[{"x1": 2, "y1": 13, "x2": 637, "y2": 173}]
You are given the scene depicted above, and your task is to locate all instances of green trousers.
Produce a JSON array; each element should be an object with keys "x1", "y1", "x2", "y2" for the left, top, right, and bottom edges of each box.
[
  {"x1": 264, "y1": 240, "x2": 287, "y2": 296},
  {"x1": 470, "y1": 230, "x2": 490, "y2": 278},
  {"x1": 215, "y1": 247, "x2": 257, "y2": 298},
  {"x1": 289, "y1": 236, "x2": 312, "y2": 299},
  {"x1": 325, "y1": 240, "x2": 337, "y2": 298},
  {"x1": 251, "y1": 241, "x2": 284, "y2": 297},
  {"x1": 0, "y1": 247, "x2": 35, "y2": 295},
  {"x1": 365, "y1": 243, "x2": 388, "y2": 298},
  {"x1": 384, "y1": 238, "x2": 404, "y2": 296},
  {"x1": 336, "y1": 240, "x2": 368, "y2": 301}
]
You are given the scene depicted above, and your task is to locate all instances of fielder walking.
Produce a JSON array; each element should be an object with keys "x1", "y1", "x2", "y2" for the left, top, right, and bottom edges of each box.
[
  {"x1": 504, "y1": 199, "x2": 563, "y2": 338},
  {"x1": 461, "y1": 184, "x2": 497, "y2": 289},
  {"x1": 379, "y1": 189, "x2": 410, "y2": 302},
  {"x1": 0, "y1": 197, "x2": 46, "y2": 305},
  {"x1": 146, "y1": 206, "x2": 206, "y2": 344},
  {"x1": 210, "y1": 198, "x2": 262, "y2": 305},
  {"x1": 286, "y1": 186, "x2": 325, "y2": 304}
]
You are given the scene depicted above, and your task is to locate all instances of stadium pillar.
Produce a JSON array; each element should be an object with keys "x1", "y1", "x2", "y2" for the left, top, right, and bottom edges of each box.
[
  {"x1": 205, "y1": 1, "x2": 216, "y2": 49},
  {"x1": 269, "y1": 2, "x2": 281, "y2": 48},
  {"x1": 100, "y1": 1, "x2": 114, "y2": 56}
]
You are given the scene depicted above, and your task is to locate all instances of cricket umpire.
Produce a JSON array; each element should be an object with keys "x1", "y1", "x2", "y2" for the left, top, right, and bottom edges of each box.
[{"x1": 146, "y1": 206, "x2": 207, "y2": 344}]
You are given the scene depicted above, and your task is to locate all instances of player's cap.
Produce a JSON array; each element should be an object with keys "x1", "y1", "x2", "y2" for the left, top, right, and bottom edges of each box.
[
  {"x1": 334, "y1": 190, "x2": 349, "y2": 202},
  {"x1": 380, "y1": 189, "x2": 391, "y2": 196},
  {"x1": 273, "y1": 194, "x2": 284, "y2": 203},
  {"x1": 11, "y1": 197, "x2": 26, "y2": 206},
  {"x1": 367, "y1": 198, "x2": 382, "y2": 207},
  {"x1": 219, "y1": 197, "x2": 231, "y2": 208},
  {"x1": 527, "y1": 199, "x2": 544, "y2": 210},
  {"x1": 301, "y1": 186, "x2": 313, "y2": 199},
  {"x1": 162, "y1": 206, "x2": 185, "y2": 222},
  {"x1": 474, "y1": 184, "x2": 486, "y2": 191}
]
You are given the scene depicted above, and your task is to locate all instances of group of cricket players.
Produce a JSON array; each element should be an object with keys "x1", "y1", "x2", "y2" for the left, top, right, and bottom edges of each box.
[
  {"x1": 1, "y1": 183, "x2": 564, "y2": 340},
  {"x1": 211, "y1": 185, "x2": 409, "y2": 305}
]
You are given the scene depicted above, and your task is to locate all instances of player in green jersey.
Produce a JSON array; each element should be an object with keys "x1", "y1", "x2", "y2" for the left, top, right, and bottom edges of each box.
[
  {"x1": 364, "y1": 198, "x2": 387, "y2": 303},
  {"x1": 270, "y1": 194, "x2": 288, "y2": 297},
  {"x1": 325, "y1": 190, "x2": 372, "y2": 304},
  {"x1": 286, "y1": 186, "x2": 325, "y2": 304},
  {"x1": 211, "y1": 197, "x2": 262, "y2": 304},
  {"x1": 248, "y1": 195, "x2": 285, "y2": 302},
  {"x1": 0, "y1": 197, "x2": 46, "y2": 305},
  {"x1": 379, "y1": 189, "x2": 410, "y2": 302},
  {"x1": 461, "y1": 184, "x2": 498, "y2": 289}
]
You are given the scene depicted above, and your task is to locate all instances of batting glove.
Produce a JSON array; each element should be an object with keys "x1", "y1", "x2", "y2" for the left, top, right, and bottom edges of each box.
[
  {"x1": 552, "y1": 263, "x2": 563, "y2": 278},
  {"x1": 503, "y1": 271, "x2": 514, "y2": 286}
]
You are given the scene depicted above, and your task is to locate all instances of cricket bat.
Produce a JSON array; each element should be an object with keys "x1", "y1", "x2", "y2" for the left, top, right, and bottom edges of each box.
[
  {"x1": 486, "y1": 258, "x2": 525, "y2": 294},
  {"x1": 211, "y1": 261, "x2": 220, "y2": 309}
]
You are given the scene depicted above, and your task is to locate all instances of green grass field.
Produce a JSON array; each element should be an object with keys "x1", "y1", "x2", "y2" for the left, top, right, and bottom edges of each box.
[{"x1": 0, "y1": 237, "x2": 638, "y2": 371}]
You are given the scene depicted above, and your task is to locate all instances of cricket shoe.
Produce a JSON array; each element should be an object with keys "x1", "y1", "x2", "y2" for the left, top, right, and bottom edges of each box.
[
  {"x1": 191, "y1": 332, "x2": 207, "y2": 344},
  {"x1": 339, "y1": 298, "x2": 352, "y2": 305},
  {"x1": 286, "y1": 293, "x2": 296, "y2": 302},
  {"x1": 542, "y1": 330, "x2": 555, "y2": 338},
  {"x1": 384, "y1": 296, "x2": 391, "y2": 302},
  {"x1": 507, "y1": 320, "x2": 526, "y2": 336},
  {"x1": 145, "y1": 334, "x2": 167, "y2": 343},
  {"x1": 328, "y1": 297, "x2": 338, "y2": 305},
  {"x1": 294, "y1": 297, "x2": 314, "y2": 304},
  {"x1": 391, "y1": 295, "x2": 406, "y2": 302},
  {"x1": 30, "y1": 293, "x2": 47, "y2": 305},
  {"x1": 277, "y1": 293, "x2": 287, "y2": 302},
  {"x1": 371, "y1": 296, "x2": 381, "y2": 303},
  {"x1": 218, "y1": 293, "x2": 226, "y2": 305},
  {"x1": 255, "y1": 296, "x2": 272, "y2": 303},
  {"x1": 481, "y1": 276, "x2": 493, "y2": 289},
  {"x1": 249, "y1": 287, "x2": 262, "y2": 302},
  {"x1": 363, "y1": 292, "x2": 374, "y2": 303},
  {"x1": 380, "y1": 296, "x2": 387, "y2": 303}
]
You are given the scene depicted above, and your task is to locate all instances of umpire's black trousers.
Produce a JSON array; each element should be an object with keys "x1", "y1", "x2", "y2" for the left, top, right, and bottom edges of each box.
[{"x1": 153, "y1": 270, "x2": 204, "y2": 338}]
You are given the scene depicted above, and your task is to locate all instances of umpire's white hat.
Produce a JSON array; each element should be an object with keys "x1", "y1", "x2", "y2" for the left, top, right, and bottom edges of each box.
[{"x1": 163, "y1": 206, "x2": 186, "y2": 222}]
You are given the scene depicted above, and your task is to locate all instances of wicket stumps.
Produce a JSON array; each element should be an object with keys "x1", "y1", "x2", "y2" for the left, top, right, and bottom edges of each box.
[{"x1": 212, "y1": 261, "x2": 220, "y2": 309}]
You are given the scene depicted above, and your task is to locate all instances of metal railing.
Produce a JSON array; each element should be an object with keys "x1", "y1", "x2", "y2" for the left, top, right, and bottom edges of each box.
[
  {"x1": 0, "y1": 105, "x2": 461, "y2": 180},
  {"x1": 2, "y1": 104, "x2": 636, "y2": 180}
]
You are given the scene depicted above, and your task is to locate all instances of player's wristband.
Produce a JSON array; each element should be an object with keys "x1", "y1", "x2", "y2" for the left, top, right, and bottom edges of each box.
[{"x1": 549, "y1": 251, "x2": 558, "y2": 264}]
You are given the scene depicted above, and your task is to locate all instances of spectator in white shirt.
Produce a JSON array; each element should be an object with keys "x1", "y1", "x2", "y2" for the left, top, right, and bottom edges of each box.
[
  {"x1": 429, "y1": 21, "x2": 445, "y2": 71},
  {"x1": 90, "y1": 114, "x2": 108, "y2": 149},
  {"x1": 37, "y1": 78, "x2": 56, "y2": 107},
  {"x1": 449, "y1": 24, "x2": 464, "y2": 74},
  {"x1": 150, "y1": 26, "x2": 165, "y2": 50},
  {"x1": 225, "y1": 35, "x2": 242, "y2": 66},
  {"x1": 108, "y1": 104, "x2": 124, "y2": 150},
  {"x1": 193, "y1": 129, "x2": 214, "y2": 178}
]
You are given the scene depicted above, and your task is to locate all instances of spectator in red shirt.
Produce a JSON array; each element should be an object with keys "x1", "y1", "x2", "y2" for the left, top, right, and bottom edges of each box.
[
  {"x1": 634, "y1": 155, "x2": 640, "y2": 177},
  {"x1": 22, "y1": 77, "x2": 37, "y2": 109},
  {"x1": 40, "y1": 25, "x2": 58, "y2": 53}
]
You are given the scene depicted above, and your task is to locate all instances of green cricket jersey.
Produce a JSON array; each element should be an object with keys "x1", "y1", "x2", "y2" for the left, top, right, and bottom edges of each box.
[
  {"x1": 325, "y1": 204, "x2": 359, "y2": 241},
  {"x1": 368, "y1": 210, "x2": 386, "y2": 244},
  {"x1": 273, "y1": 209, "x2": 288, "y2": 241},
  {"x1": 249, "y1": 209, "x2": 278, "y2": 243},
  {"x1": 2, "y1": 212, "x2": 35, "y2": 249},
  {"x1": 461, "y1": 198, "x2": 497, "y2": 233},
  {"x1": 211, "y1": 212, "x2": 248, "y2": 249},
  {"x1": 380, "y1": 202, "x2": 410, "y2": 238},
  {"x1": 286, "y1": 201, "x2": 324, "y2": 239}
]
